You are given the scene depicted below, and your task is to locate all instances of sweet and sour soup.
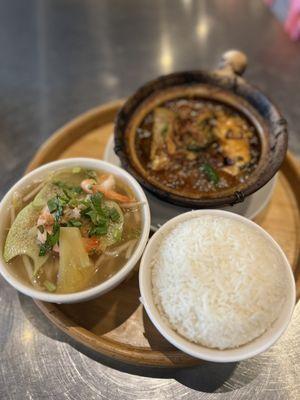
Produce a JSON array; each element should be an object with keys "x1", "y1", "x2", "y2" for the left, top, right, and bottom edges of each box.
[
  {"x1": 133, "y1": 98, "x2": 261, "y2": 198},
  {"x1": 4, "y1": 167, "x2": 142, "y2": 294}
]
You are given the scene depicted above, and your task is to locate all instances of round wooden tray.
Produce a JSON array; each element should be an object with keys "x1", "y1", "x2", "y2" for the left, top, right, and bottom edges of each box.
[{"x1": 26, "y1": 100, "x2": 300, "y2": 368}]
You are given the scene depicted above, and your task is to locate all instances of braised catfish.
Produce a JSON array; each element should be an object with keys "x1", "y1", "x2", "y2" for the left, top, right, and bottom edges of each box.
[{"x1": 135, "y1": 98, "x2": 260, "y2": 196}]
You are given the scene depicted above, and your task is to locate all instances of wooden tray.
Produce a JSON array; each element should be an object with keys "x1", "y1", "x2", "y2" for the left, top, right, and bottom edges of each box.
[{"x1": 26, "y1": 100, "x2": 300, "y2": 368}]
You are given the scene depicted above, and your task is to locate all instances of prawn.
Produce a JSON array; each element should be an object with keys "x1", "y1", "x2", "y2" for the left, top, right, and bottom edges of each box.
[
  {"x1": 81, "y1": 176, "x2": 132, "y2": 203},
  {"x1": 37, "y1": 205, "x2": 54, "y2": 226}
]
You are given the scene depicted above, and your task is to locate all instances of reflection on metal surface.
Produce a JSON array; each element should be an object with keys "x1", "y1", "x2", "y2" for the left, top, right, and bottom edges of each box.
[
  {"x1": 160, "y1": 48, "x2": 173, "y2": 73},
  {"x1": 182, "y1": 0, "x2": 193, "y2": 12},
  {"x1": 160, "y1": 36, "x2": 174, "y2": 74},
  {"x1": 21, "y1": 326, "x2": 34, "y2": 344},
  {"x1": 196, "y1": 17, "x2": 211, "y2": 40},
  {"x1": 101, "y1": 73, "x2": 119, "y2": 88}
]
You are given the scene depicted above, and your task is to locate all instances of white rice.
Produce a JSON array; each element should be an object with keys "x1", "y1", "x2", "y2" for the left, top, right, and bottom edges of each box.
[{"x1": 151, "y1": 215, "x2": 288, "y2": 349}]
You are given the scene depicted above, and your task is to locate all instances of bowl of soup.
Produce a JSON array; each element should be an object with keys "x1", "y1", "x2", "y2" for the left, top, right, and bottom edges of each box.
[
  {"x1": 0, "y1": 158, "x2": 150, "y2": 303},
  {"x1": 114, "y1": 50, "x2": 288, "y2": 208}
]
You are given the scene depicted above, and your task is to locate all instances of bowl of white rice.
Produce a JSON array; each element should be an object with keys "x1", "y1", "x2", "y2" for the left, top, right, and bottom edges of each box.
[{"x1": 139, "y1": 210, "x2": 296, "y2": 362}]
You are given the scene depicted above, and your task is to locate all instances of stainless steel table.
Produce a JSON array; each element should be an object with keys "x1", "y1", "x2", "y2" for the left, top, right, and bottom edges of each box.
[{"x1": 0, "y1": 1, "x2": 299, "y2": 399}]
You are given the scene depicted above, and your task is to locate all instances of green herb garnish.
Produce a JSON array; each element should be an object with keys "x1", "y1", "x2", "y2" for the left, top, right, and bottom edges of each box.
[
  {"x1": 187, "y1": 143, "x2": 206, "y2": 152},
  {"x1": 67, "y1": 219, "x2": 82, "y2": 227},
  {"x1": 72, "y1": 167, "x2": 81, "y2": 174},
  {"x1": 109, "y1": 207, "x2": 120, "y2": 222},
  {"x1": 89, "y1": 222, "x2": 108, "y2": 237},
  {"x1": 90, "y1": 193, "x2": 103, "y2": 213},
  {"x1": 80, "y1": 193, "x2": 112, "y2": 237},
  {"x1": 47, "y1": 195, "x2": 65, "y2": 221},
  {"x1": 112, "y1": 226, "x2": 122, "y2": 242},
  {"x1": 85, "y1": 209, "x2": 106, "y2": 226},
  {"x1": 86, "y1": 169, "x2": 97, "y2": 179},
  {"x1": 39, "y1": 222, "x2": 60, "y2": 256},
  {"x1": 47, "y1": 197, "x2": 58, "y2": 213},
  {"x1": 53, "y1": 181, "x2": 83, "y2": 200},
  {"x1": 200, "y1": 163, "x2": 220, "y2": 185}
]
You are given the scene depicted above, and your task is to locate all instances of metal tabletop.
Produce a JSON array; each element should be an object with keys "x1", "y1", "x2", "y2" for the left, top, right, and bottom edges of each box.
[{"x1": 0, "y1": 1, "x2": 300, "y2": 399}]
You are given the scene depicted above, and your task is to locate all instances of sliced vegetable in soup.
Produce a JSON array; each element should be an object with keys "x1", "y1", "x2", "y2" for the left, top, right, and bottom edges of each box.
[
  {"x1": 134, "y1": 98, "x2": 261, "y2": 197},
  {"x1": 4, "y1": 168, "x2": 142, "y2": 293}
]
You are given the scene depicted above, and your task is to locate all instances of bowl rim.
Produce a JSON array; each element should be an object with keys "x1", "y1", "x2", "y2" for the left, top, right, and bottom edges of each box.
[
  {"x1": 139, "y1": 209, "x2": 296, "y2": 362},
  {"x1": 0, "y1": 157, "x2": 151, "y2": 304},
  {"x1": 114, "y1": 70, "x2": 288, "y2": 208}
]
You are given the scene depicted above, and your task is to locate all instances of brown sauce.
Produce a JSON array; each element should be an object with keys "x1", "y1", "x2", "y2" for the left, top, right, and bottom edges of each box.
[{"x1": 134, "y1": 98, "x2": 260, "y2": 196}]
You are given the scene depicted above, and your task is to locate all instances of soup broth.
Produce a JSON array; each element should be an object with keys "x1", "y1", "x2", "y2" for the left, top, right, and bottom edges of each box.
[
  {"x1": 4, "y1": 167, "x2": 142, "y2": 294},
  {"x1": 134, "y1": 98, "x2": 261, "y2": 197}
]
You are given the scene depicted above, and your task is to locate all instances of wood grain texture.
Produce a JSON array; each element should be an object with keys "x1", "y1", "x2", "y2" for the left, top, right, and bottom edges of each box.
[{"x1": 26, "y1": 100, "x2": 300, "y2": 367}]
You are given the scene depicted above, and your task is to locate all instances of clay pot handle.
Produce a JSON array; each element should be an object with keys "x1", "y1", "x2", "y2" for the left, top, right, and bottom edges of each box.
[{"x1": 217, "y1": 50, "x2": 248, "y2": 76}]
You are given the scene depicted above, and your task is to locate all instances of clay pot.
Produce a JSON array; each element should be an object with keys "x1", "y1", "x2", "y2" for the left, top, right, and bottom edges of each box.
[{"x1": 114, "y1": 50, "x2": 288, "y2": 208}]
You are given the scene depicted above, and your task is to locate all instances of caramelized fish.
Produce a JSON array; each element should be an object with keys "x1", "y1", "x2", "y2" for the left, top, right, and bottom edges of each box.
[
  {"x1": 135, "y1": 98, "x2": 260, "y2": 196},
  {"x1": 150, "y1": 108, "x2": 176, "y2": 171}
]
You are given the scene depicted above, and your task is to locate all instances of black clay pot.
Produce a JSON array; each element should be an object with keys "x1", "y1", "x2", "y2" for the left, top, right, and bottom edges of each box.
[{"x1": 114, "y1": 50, "x2": 288, "y2": 208}]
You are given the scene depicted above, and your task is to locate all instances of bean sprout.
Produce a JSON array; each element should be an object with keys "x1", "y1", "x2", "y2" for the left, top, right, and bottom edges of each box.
[
  {"x1": 104, "y1": 239, "x2": 137, "y2": 258},
  {"x1": 125, "y1": 239, "x2": 137, "y2": 259},
  {"x1": 95, "y1": 253, "x2": 106, "y2": 268},
  {"x1": 22, "y1": 256, "x2": 43, "y2": 290},
  {"x1": 22, "y1": 182, "x2": 45, "y2": 202},
  {"x1": 10, "y1": 205, "x2": 15, "y2": 225},
  {"x1": 120, "y1": 201, "x2": 145, "y2": 209}
]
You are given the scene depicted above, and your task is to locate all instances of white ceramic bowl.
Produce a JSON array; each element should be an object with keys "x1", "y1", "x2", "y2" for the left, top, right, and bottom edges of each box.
[
  {"x1": 139, "y1": 209, "x2": 296, "y2": 363},
  {"x1": 0, "y1": 158, "x2": 151, "y2": 303}
]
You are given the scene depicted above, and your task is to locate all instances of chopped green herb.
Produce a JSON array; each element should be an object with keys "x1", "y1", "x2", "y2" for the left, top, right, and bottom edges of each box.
[
  {"x1": 73, "y1": 186, "x2": 83, "y2": 194},
  {"x1": 40, "y1": 174, "x2": 124, "y2": 254},
  {"x1": 85, "y1": 209, "x2": 100, "y2": 225},
  {"x1": 79, "y1": 199, "x2": 91, "y2": 209},
  {"x1": 200, "y1": 163, "x2": 220, "y2": 185},
  {"x1": 72, "y1": 167, "x2": 81, "y2": 174},
  {"x1": 68, "y1": 198, "x2": 79, "y2": 208},
  {"x1": 67, "y1": 219, "x2": 82, "y2": 227},
  {"x1": 39, "y1": 245, "x2": 47, "y2": 257},
  {"x1": 47, "y1": 197, "x2": 58, "y2": 213},
  {"x1": 62, "y1": 188, "x2": 71, "y2": 199},
  {"x1": 39, "y1": 222, "x2": 60, "y2": 256},
  {"x1": 187, "y1": 143, "x2": 206, "y2": 152},
  {"x1": 112, "y1": 226, "x2": 122, "y2": 242},
  {"x1": 39, "y1": 174, "x2": 124, "y2": 256},
  {"x1": 109, "y1": 207, "x2": 120, "y2": 222},
  {"x1": 86, "y1": 169, "x2": 97, "y2": 179},
  {"x1": 90, "y1": 192, "x2": 103, "y2": 213},
  {"x1": 101, "y1": 206, "x2": 111, "y2": 218},
  {"x1": 59, "y1": 193, "x2": 69, "y2": 204},
  {"x1": 49, "y1": 222, "x2": 60, "y2": 245},
  {"x1": 54, "y1": 181, "x2": 83, "y2": 199},
  {"x1": 47, "y1": 195, "x2": 65, "y2": 222},
  {"x1": 80, "y1": 192, "x2": 115, "y2": 237},
  {"x1": 53, "y1": 181, "x2": 67, "y2": 189},
  {"x1": 89, "y1": 223, "x2": 108, "y2": 237},
  {"x1": 43, "y1": 280, "x2": 56, "y2": 292}
]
